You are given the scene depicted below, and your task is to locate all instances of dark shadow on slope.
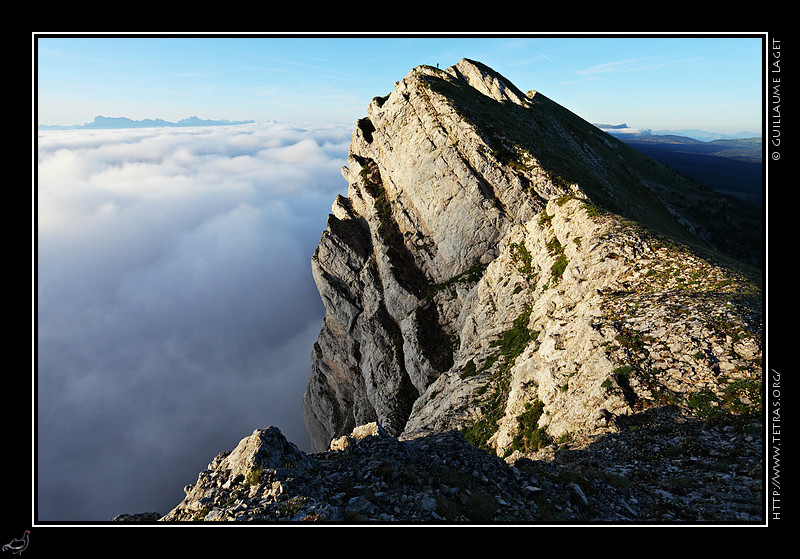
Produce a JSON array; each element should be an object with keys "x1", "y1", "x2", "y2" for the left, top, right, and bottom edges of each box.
[
  {"x1": 510, "y1": 405, "x2": 765, "y2": 523},
  {"x1": 421, "y1": 71, "x2": 763, "y2": 271}
]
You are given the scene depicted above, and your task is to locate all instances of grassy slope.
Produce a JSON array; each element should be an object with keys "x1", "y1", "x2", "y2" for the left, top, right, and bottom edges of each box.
[{"x1": 420, "y1": 63, "x2": 762, "y2": 275}]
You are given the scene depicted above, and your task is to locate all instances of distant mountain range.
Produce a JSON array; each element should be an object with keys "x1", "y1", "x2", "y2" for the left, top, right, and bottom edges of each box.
[
  {"x1": 37, "y1": 115, "x2": 256, "y2": 130},
  {"x1": 595, "y1": 124, "x2": 763, "y2": 205},
  {"x1": 594, "y1": 123, "x2": 760, "y2": 142}
]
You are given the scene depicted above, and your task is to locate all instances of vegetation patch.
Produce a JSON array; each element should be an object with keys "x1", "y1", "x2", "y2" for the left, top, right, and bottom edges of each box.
[
  {"x1": 612, "y1": 365, "x2": 635, "y2": 378},
  {"x1": 510, "y1": 241, "x2": 533, "y2": 280},
  {"x1": 614, "y1": 328, "x2": 649, "y2": 353},
  {"x1": 582, "y1": 202, "x2": 606, "y2": 219},
  {"x1": 461, "y1": 308, "x2": 539, "y2": 452},
  {"x1": 685, "y1": 378, "x2": 763, "y2": 421},
  {"x1": 720, "y1": 378, "x2": 762, "y2": 416},
  {"x1": 685, "y1": 388, "x2": 720, "y2": 420},
  {"x1": 460, "y1": 358, "x2": 477, "y2": 379},
  {"x1": 243, "y1": 466, "x2": 264, "y2": 488},
  {"x1": 491, "y1": 145, "x2": 533, "y2": 174},
  {"x1": 436, "y1": 487, "x2": 498, "y2": 522},
  {"x1": 279, "y1": 496, "x2": 308, "y2": 516},
  {"x1": 551, "y1": 254, "x2": 568, "y2": 283},
  {"x1": 490, "y1": 307, "x2": 535, "y2": 363},
  {"x1": 507, "y1": 399, "x2": 551, "y2": 456},
  {"x1": 546, "y1": 236, "x2": 568, "y2": 283},
  {"x1": 535, "y1": 208, "x2": 569, "y2": 285}
]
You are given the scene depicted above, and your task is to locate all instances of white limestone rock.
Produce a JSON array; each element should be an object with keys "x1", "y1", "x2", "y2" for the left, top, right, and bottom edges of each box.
[{"x1": 303, "y1": 58, "x2": 763, "y2": 459}]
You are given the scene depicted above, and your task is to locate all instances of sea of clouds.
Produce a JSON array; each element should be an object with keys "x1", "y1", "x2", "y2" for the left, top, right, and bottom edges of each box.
[{"x1": 36, "y1": 122, "x2": 352, "y2": 521}]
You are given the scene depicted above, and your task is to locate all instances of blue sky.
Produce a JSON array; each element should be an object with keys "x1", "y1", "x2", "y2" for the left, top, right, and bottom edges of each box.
[{"x1": 36, "y1": 33, "x2": 764, "y2": 134}]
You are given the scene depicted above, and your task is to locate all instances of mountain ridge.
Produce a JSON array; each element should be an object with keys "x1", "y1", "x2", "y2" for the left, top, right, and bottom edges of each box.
[
  {"x1": 595, "y1": 123, "x2": 761, "y2": 142},
  {"x1": 151, "y1": 59, "x2": 763, "y2": 524},
  {"x1": 37, "y1": 115, "x2": 255, "y2": 130},
  {"x1": 610, "y1": 134, "x2": 763, "y2": 206}
]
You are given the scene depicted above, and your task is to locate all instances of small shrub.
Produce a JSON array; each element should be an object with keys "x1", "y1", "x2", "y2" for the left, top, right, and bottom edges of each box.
[
  {"x1": 463, "y1": 490, "x2": 497, "y2": 522},
  {"x1": 490, "y1": 307, "x2": 535, "y2": 362},
  {"x1": 615, "y1": 331, "x2": 645, "y2": 352},
  {"x1": 461, "y1": 417, "x2": 497, "y2": 452},
  {"x1": 545, "y1": 237, "x2": 568, "y2": 283},
  {"x1": 280, "y1": 496, "x2": 308, "y2": 516},
  {"x1": 509, "y1": 399, "x2": 551, "y2": 454},
  {"x1": 243, "y1": 466, "x2": 264, "y2": 487},
  {"x1": 556, "y1": 432, "x2": 574, "y2": 446},
  {"x1": 721, "y1": 378, "x2": 762, "y2": 415},
  {"x1": 510, "y1": 241, "x2": 533, "y2": 277},
  {"x1": 686, "y1": 388, "x2": 719, "y2": 420},
  {"x1": 551, "y1": 254, "x2": 568, "y2": 282},
  {"x1": 192, "y1": 506, "x2": 211, "y2": 521}
]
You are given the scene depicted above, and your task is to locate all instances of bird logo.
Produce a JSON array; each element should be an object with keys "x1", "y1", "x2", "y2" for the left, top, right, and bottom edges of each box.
[{"x1": 2, "y1": 531, "x2": 29, "y2": 555}]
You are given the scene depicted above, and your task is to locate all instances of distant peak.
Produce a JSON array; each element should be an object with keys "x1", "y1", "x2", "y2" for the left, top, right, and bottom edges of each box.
[{"x1": 595, "y1": 123, "x2": 630, "y2": 129}]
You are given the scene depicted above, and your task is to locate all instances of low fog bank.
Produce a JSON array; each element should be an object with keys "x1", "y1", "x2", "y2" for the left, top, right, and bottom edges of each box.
[{"x1": 36, "y1": 122, "x2": 352, "y2": 521}]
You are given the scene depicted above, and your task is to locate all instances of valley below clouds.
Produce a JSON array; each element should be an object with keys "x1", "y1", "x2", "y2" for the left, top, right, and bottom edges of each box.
[{"x1": 36, "y1": 122, "x2": 352, "y2": 521}]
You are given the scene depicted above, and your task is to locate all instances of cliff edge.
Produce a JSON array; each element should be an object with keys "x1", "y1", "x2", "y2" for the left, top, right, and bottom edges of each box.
[
  {"x1": 156, "y1": 59, "x2": 763, "y2": 524},
  {"x1": 302, "y1": 58, "x2": 762, "y2": 455}
]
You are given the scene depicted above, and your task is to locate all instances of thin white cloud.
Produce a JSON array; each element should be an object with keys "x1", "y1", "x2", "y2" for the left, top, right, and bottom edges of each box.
[
  {"x1": 508, "y1": 52, "x2": 556, "y2": 67},
  {"x1": 577, "y1": 57, "x2": 669, "y2": 76}
]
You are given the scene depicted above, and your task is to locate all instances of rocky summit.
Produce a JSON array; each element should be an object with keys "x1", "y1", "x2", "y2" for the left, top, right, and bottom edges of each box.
[{"x1": 152, "y1": 59, "x2": 763, "y2": 524}]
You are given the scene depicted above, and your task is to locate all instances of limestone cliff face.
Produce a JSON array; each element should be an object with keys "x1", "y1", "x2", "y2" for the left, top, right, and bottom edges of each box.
[
  {"x1": 152, "y1": 60, "x2": 763, "y2": 524},
  {"x1": 302, "y1": 59, "x2": 762, "y2": 454}
]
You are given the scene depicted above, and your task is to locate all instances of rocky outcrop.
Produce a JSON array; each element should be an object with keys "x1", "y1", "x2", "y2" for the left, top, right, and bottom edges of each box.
[
  {"x1": 302, "y1": 58, "x2": 762, "y2": 456},
  {"x1": 153, "y1": 59, "x2": 763, "y2": 524},
  {"x1": 405, "y1": 195, "x2": 761, "y2": 456},
  {"x1": 157, "y1": 418, "x2": 762, "y2": 522}
]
